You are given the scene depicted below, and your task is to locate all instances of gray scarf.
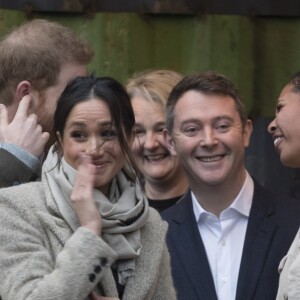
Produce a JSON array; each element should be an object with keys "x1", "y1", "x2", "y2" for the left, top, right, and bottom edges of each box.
[{"x1": 43, "y1": 145, "x2": 149, "y2": 284}]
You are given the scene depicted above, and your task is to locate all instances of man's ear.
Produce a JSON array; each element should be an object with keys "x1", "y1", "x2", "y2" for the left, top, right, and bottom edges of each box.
[
  {"x1": 163, "y1": 128, "x2": 177, "y2": 156},
  {"x1": 15, "y1": 81, "x2": 32, "y2": 102},
  {"x1": 243, "y1": 119, "x2": 253, "y2": 148}
]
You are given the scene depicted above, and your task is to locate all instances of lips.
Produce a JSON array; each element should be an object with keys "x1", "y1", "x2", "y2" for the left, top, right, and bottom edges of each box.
[
  {"x1": 144, "y1": 153, "x2": 168, "y2": 162},
  {"x1": 93, "y1": 160, "x2": 109, "y2": 168}
]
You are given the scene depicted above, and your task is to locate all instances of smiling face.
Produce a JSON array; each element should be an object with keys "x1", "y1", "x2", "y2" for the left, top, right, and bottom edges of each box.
[
  {"x1": 169, "y1": 90, "x2": 252, "y2": 191},
  {"x1": 59, "y1": 98, "x2": 125, "y2": 194},
  {"x1": 131, "y1": 96, "x2": 183, "y2": 186},
  {"x1": 268, "y1": 84, "x2": 300, "y2": 167}
]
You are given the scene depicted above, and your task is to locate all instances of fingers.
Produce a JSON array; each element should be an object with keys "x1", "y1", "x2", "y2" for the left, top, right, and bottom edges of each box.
[
  {"x1": 71, "y1": 154, "x2": 101, "y2": 235},
  {"x1": 14, "y1": 95, "x2": 32, "y2": 119},
  {"x1": 0, "y1": 96, "x2": 49, "y2": 157},
  {"x1": 74, "y1": 154, "x2": 96, "y2": 193},
  {"x1": 0, "y1": 103, "x2": 9, "y2": 130}
]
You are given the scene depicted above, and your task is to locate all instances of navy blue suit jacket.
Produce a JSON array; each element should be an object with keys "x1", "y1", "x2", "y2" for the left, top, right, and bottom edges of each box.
[{"x1": 161, "y1": 181, "x2": 300, "y2": 300}]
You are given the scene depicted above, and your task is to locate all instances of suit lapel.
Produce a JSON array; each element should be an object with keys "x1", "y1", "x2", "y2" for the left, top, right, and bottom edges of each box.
[
  {"x1": 169, "y1": 192, "x2": 218, "y2": 300},
  {"x1": 236, "y1": 182, "x2": 278, "y2": 300}
]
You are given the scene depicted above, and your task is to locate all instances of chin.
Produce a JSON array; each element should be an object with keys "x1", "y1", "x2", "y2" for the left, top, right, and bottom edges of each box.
[
  {"x1": 281, "y1": 157, "x2": 300, "y2": 168},
  {"x1": 200, "y1": 174, "x2": 228, "y2": 186}
]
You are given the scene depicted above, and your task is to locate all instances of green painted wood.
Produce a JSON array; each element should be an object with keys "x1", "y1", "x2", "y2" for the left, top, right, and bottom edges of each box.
[
  {"x1": 0, "y1": 9, "x2": 26, "y2": 38},
  {"x1": 253, "y1": 17, "x2": 300, "y2": 116},
  {"x1": 1, "y1": 9, "x2": 300, "y2": 117}
]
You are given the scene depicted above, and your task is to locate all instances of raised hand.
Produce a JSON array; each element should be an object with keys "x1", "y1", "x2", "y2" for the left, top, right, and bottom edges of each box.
[
  {"x1": 71, "y1": 154, "x2": 102, "y2": 236},
  {"x1": 0, "y1": 95, "x2": 49, "y2": 157}
]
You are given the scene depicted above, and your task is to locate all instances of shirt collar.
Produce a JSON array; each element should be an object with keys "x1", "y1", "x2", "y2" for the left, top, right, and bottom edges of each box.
[{"x1": 192, "y1": 171, "x2": 254, "y2": 221}]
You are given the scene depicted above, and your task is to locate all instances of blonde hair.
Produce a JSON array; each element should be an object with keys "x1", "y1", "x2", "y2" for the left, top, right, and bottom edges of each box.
[
  {"x1": 126, "y1": 69, "x2": 182, "y2": 108},
  {"x1": 0, "y1": 19, "x2": 94, "y2": 105}
]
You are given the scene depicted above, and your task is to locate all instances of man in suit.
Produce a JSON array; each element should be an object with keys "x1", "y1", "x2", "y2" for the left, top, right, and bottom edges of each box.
[
  {"x1": 0, "y1": 19, "x2": 93, "y2": 187},
  {"x1": 161, "y1": 71, "x2": 300, "y2": 300}
]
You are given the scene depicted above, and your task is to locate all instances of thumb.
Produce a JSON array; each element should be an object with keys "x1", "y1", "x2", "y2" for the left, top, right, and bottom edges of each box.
[{"x1": 0, "y1": 104, "x2": 9, "y2": 131}]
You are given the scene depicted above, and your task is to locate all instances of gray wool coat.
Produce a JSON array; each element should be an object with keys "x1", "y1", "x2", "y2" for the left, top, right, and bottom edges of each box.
[
  {"x1": 276, "y1": 228, "x2": 300, "y2": 300},
  {"x1": 0, "y1": 179, "x2": 176, "y2": 300}
]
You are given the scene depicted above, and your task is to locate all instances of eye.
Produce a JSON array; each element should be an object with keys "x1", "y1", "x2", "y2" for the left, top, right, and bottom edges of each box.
[
  {"x1": 182, "y1": 126, "x2": 199, "y2": 136},
  {"x1": 71, "y1": 131, "x2": 86, "y2": 141},
  {"x1": 156, "y1": 126, "x2": 165, "y2": 134},
  {"x1": 276, "y1": 103, "x2": 283, "y2": 113},
  {"x1": 133, "y1": 127, "x2": 145, "y2": 137},
  {"x1": 216, "y1": 123, "x2": 230, "y2": 132},
  {"x1": 101, "y1": 129, "x2": 117, "y2": 140}
]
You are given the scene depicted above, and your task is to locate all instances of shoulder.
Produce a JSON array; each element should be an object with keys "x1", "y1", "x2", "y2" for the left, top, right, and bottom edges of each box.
[
  {"x1": 252, "y1": 180, "x2": 300, "y2": 224},
  {"x1": 0, "y1": 181, "x2": 46, "y2": 214},
  {"x1": 161, "y1": 192, "x2": 191, "y2": 221},
  {"x1": 147, "y1": 207, "x2": 168, "y2": 230},
  {"x1": 0, "y1": 181, "x2": 43, "y2": 197},
  {"x1": 253, "y1": 180, "x2": 300, "y2": 210},
  {"x1": 141, "y1": 208, "x2": 168, "y2": 242}
]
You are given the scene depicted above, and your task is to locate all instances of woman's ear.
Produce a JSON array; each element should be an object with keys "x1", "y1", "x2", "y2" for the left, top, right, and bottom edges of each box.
[
  {"x1": 163, "y1": 129, "x2": 177, "y2": 156},
  {"x1": 15, "y1": 81, "x2": 32, "y2": 102}
]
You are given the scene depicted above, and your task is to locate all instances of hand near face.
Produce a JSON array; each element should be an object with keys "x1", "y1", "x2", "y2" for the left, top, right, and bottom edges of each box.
[
  {"x1": 71, "y1": 154, "x2": 102, "y2": 236},
  {"x1": 89, "y1": 291, "x2": 119, "y2": 300},
  {"x1": 0, "y1": 95, "x2": 50, "y2": 158}
]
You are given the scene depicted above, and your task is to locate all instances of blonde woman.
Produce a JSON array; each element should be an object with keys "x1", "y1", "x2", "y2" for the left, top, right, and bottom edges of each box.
[{"x1": 127, "y1": 70, "x2": 188, "y2": 212}]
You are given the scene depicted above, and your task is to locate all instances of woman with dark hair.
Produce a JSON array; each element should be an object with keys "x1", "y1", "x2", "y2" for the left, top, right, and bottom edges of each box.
[
  {"x1": 0, "y1": 75, "x2": 176, "y2": 300},
  {"x1": 268, "y1": 71, "x2": 300, "y2": 300}
]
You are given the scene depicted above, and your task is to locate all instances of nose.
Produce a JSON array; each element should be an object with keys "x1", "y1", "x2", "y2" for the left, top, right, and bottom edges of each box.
[
  {"x1": 86, "y1": 137, "x2": 102, "y2": 156},
  {"x1": 200, "y1": 127, "x2": 218, "y2": 148},
  {"x1": 143, "y1": 132, "x2": 159, "y2": 150},
  {"x1": 268, "y1": 118, "x2": 277, "y2": 134}
]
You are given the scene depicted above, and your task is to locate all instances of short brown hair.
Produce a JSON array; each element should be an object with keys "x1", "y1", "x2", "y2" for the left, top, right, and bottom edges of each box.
[
  {"x1": 0, "y1": 19, "x2": 94, "y2": 105},
  {"x1": 166, "y1": 71, "x2": 248, "y2": 133}
]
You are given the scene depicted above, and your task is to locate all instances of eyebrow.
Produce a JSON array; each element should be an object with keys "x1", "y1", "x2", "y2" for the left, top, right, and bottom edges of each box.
[
  {"x1": 180, "y1": 115, "x2": 233, "y2": 126},
  {"x1": 213, "y1": 116, "x2": 234, "y2": 122},
  {"x1": 134, "y1": 121, "x2": 166, "y2": 127},
  {"x1": 68, "y1": 121, "x2": 113, "y2": 129}
]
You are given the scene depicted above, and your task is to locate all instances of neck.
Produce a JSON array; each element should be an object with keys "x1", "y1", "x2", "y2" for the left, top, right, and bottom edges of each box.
[
  {"x1": 145, "y1": 174, "x2": 188, "y2": 200},
  {"x1": 191, "y1": 170, "x2": 247, "y2": 218}
]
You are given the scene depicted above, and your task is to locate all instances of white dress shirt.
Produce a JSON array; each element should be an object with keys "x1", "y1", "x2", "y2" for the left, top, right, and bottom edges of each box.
[{"x1": 192, "y1": 172, "x2": 254, "y2": 300}]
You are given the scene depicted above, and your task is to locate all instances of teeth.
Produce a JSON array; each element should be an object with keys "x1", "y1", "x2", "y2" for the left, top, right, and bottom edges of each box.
[
  {"x1": 146, "y1": 154, "x2": 165, "y2": 160},
  {"x1": 274, "y1": 137, "x2": 283, "y2": 147},
  {"x1": 199, "y1": 155, "x2": 223, "y2": 162}
]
